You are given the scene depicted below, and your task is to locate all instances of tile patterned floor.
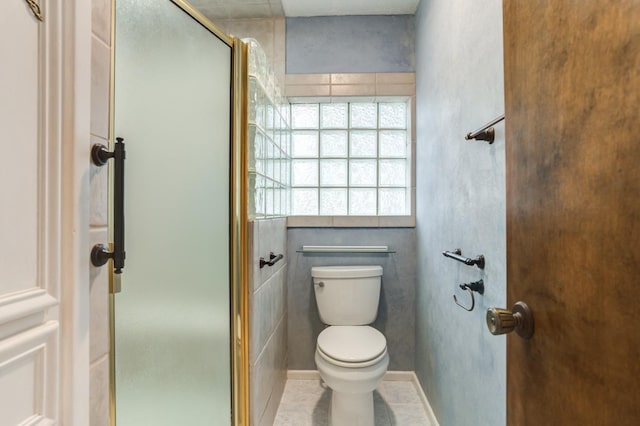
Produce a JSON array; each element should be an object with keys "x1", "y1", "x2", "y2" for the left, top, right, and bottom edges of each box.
[{"x1": 273, "y1": 379, "x2": 434, "y2": 426}]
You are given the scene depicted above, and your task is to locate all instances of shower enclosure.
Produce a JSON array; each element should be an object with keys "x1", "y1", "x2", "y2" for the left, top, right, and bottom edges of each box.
[{"x1": 110, "y1": 0, "x2": 248, "y2": 424}]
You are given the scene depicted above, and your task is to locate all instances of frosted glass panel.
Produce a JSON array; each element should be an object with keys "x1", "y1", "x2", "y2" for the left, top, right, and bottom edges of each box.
[
  {"x1": 248, "y1": 125, "x2": 257, "y2": 171},
  {"x1": 350, "y1": 103, "x2": 377, "y2": 128},
  {"x1": 292, "y1": 131, "x2": 318, "y2": 157},
  {"x1": 350, "y1": 160, "x2": 377, "y2": 186},
  {"x1": 265, "y1": 141, "x2": 275, "y2": 179},
  {"x1": 292, "y1": 160, "x2": 318, "y2": 186},
  {"x1": 273, "y1": 155, "x2": 281, "y2": 182},
  {"x1": 320, "y1": 160, "x2": 347, "y2": 186},
  {"x1": 320, "y1": 131, "x2": 347, "y2": 157},
  {"x1": 350, "y1": 188, "x2": 377, "y2": 215},
  {"x1": 283, "y1": 160, "x2": 290, "y2": 186},
  {"x1": 266, "y1": 104, "x2": 275, "y2": 131},
  {"x1": 255, "y1": 174, "x2": 266, "y2": 216},
  {"x1": 379, "y1": 130, "x2": 407, "y2": 158},
  {"x1": 379, "y1": 188, "x2": 406, "y2": 215},
  {"x1": 115, "y1": 0, "x2": 231, "y2": 424},
  {"x1": 380, "y1": 159, "x2": 406, "y2": 186},
  {"x1": 320, "y1": 189, "x2": 348, "y2": 215},
  {"x1": 255, "y1": 90, "x2": 266, "y2": 129},
  {"x1": 350, "y1": 131, "x2": 377, "y2": 157},
  {"x1": 254, "y1": 129, "x2": 265, "y2": 173},
  {"x1": 291, "y1": 104, "x2": 319, "y2": 129},
  {"x1": 321, "y1": 103, "x2": 347, "y2": 128},
  {"x1": 379, "y1": 102, "x2": 407, "y2": 129},
  {"x1": 292, "y1": 188, "x2": 319, "y2": 215},
  {"x1": 274, "y1": 185, "x2": 282, "y2": 216},
  {"x1": 248, "y1": 78, "x2": 257, "y2": 123},
  {"x1": 266, "y1": 182, "x2": 274, "y2": 215},
  {"x1": 245, "y1": 39, "x2": 291, "y2": 219}
]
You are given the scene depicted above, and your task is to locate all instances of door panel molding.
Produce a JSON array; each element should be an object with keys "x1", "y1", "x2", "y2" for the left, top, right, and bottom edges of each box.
[
  {"x1": 0, "y1": 290, "x2": 57, "y2": 340},
  {"x1": 0, "y1": 321, "x2": 58, "y2": 424}
]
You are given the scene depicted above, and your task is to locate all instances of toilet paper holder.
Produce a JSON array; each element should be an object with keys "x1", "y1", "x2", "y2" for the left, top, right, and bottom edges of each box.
[
  {"x1": 260, "y1": 252, "x2": 283, "y2": 268},
  {"x1": 442, "y1": 249, "x2": 485, "y2": 269},
  {"x1": 453, "y1": 279, "x2": 484, "y2": 311}
]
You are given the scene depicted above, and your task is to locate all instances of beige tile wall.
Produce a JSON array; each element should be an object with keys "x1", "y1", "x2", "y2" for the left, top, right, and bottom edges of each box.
[
  {"x1": 212, "y1": 17, "x2": 286, "y2": 87},
  {"x1": 285, "y1": 72, "x2": 415, "y2": 100},
  {"x1": 90, "y1": 0, "x2": 111, "y2": 425}
]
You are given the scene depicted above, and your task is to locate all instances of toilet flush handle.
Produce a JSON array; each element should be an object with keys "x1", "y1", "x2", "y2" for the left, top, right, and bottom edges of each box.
[{"x1": 315, "y1": 281, "x2": 325, "y2": 288}]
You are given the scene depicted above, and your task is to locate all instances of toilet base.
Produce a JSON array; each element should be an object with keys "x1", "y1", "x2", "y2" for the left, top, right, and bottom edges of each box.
[{"x1": 329, "y1": 390, "x2": 374, "y2": 426}]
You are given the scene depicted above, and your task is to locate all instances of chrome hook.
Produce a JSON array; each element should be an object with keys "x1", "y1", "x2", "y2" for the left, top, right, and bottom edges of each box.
[
  {"x1": 453, "y1": 279, "x2": 484, "y2": 312},
  {"x1": 454, "y1": 285, "x2": 475, "y2": 311}
]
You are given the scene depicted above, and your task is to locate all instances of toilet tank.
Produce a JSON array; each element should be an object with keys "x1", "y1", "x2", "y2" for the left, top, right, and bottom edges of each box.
[{"x1": 311, "y1": 265, "x2": 383, "y2": 325}]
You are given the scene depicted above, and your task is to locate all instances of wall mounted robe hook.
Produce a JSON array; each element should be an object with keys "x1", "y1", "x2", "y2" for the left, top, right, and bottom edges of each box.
[{"x1": 453, "y1": 279, "x2": 484, "y2": 312}]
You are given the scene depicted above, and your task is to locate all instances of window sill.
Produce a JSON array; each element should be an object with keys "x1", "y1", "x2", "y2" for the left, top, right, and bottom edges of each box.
[{"x1": 286, "y1": 215, "x2": 415, "y2": 228}]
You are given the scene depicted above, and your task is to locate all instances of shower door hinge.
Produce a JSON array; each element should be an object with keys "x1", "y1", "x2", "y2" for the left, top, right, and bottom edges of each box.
[{"x1": 110, "y1": 267, "x2": 122, "y2": 294}]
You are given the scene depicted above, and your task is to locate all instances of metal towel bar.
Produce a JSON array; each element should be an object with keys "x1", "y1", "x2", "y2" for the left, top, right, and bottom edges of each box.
[{"x1": 465, "y1": 114, "x2": 505, "y2": 144}]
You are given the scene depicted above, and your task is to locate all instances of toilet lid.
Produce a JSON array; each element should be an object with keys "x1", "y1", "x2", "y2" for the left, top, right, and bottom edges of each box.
[{"x1": 317, "y1": 326, "x2": 387, "y2": 363}]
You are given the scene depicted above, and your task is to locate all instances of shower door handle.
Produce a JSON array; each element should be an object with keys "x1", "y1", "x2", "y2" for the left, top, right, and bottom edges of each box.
[{"x1": 90, "y1": 137, "x2": 126, "y2": 275}]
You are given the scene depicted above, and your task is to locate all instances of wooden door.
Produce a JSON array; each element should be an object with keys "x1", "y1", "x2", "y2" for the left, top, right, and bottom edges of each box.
[
  {"x1": 0, "y1": 1, "x2": 90, "y2": 424},
  {"x1": 504, "y1": 1, "x2": 640, "y2": 425}
]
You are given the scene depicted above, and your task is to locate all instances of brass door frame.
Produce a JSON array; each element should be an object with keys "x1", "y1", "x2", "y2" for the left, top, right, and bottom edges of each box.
[{"x1": 107, "y1": 1, "x2": 249, "y2": 424}]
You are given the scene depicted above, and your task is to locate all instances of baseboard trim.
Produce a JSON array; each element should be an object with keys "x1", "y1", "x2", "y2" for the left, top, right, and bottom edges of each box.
[
  {"x1": 410, "y1": 372, "x2": 440, "y2": 426},
  {"x1": 285, "y1": 370, "x2": 439, "y2": 425},
  {"x1": 383, "y1": 371, "x2": 415, "y2": 381}
]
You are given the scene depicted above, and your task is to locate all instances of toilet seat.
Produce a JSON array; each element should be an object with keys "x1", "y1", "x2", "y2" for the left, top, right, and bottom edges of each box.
[{"x1": 317, "y1": 326, "x2": 387, "y2": 368}]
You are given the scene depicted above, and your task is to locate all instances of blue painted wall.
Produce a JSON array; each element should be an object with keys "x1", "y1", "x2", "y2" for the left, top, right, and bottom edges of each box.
[
  {"x1": 286, "y1": 15, "x2": 415, "y2": 74},
  {"x1": 286, "y1": 228, "x2": 416, "y2": 371},
  {"x1": 415, "y1": 1, "x2": 506, "y2": 425},
  {"x1": 283, "y1": 13, "x2": 417, "y2": 379}
]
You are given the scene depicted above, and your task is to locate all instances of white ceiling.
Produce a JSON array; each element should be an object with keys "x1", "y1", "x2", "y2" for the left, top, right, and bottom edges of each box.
[
  {"x1": 281, "y1": 0, "x2": 420, "y2": 17},
  {"x1": 190, "y1": 0, "x2": 420, "y2": 20}
]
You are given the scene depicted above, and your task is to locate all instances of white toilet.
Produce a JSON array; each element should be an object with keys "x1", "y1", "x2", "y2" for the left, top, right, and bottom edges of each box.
[{"x1": 312, "y1": 265, "x2": 389, "y2": 426}]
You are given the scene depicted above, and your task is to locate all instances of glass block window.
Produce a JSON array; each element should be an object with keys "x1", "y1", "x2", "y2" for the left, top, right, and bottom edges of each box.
[
  {"x1": 290, "y1": 101, "x2": 410, "y2": 216},
  {"x1": 246, "y1": 38, "x2": 291, "y2": 219}
]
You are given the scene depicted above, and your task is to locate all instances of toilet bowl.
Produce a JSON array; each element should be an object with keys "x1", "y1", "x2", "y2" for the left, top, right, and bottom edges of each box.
[
  {"x1": 311, "y1": 266, "x2": 388, "y2": 426},
  {"x1": 315, "y1": 326, "x2": 389, "y2": 426}
]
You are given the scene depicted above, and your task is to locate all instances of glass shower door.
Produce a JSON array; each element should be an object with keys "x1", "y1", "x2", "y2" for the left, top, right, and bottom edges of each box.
[{"x1": 114, "y1": 1, "x2": 232, "y2": 424}]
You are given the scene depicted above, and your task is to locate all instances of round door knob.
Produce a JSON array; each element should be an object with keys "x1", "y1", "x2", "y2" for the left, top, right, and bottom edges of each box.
[
  {"x1": 486, "y1": 301, "x2": 534, "y2": 339},
  {"x1": 486, "y1": 307, "x2": 516, "y2": 335}
]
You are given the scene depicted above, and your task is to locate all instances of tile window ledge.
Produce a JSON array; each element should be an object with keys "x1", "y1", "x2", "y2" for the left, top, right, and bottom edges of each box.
[
  {"x1": 287, "y1": 215, "x2": 415, "y2": 228},
  {"x1": 285, "y1": 72, "x2": 415, "y2": 100}
]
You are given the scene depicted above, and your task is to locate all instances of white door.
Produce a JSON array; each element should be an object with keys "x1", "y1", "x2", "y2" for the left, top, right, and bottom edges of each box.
[{"x1": 0, "y1": 1, "x2": 90, "y2": 424}]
